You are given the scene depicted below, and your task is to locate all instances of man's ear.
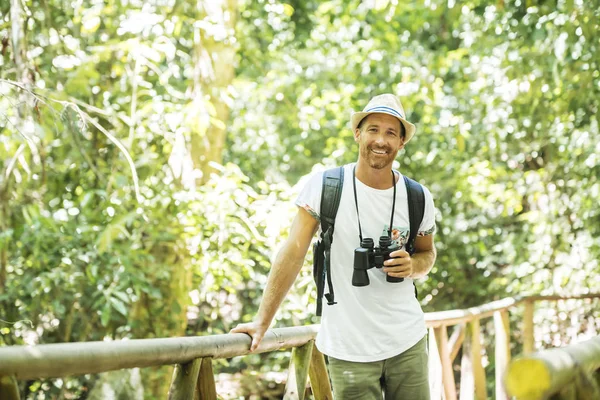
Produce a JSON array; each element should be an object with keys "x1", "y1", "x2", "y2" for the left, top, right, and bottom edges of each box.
[
  {"x1": 354, "y1": 128, "x2": 361, "y2": 142},
  {"x1": 397, "y1": 124, "x2": 406, "y2": 151}
]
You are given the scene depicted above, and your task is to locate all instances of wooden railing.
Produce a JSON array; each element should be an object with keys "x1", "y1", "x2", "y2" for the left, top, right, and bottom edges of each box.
[
  {"x1": 0, "y1": 294, "x2": 598, "y2": 399},
  {"x1": 0, "y1": 325, "x2": 330, "y2": 400},
  {"x1": 425, "y1": 294, "x2": 600, "y2": 400},
  {"x1": 505, "y1": 335, "x2": 600, "y2": 399}
]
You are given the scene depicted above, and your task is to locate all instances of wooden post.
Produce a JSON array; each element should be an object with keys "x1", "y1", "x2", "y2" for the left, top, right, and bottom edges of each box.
[
  {"x1": 0, "y1": 376, "x2": 20, "y2": 400},
  {"x1": 197, "y1": 357, "x2": 217, "y2": 400},
  {"x1": 308, "y1": 345, "x2": 333, "y2": 400},
  {"x1": 573, "y1": 366, "x2": 600, "y2": 400},
  {"x1": 168, "y1": 359, "x2": 202, "y2": 400},
  {"x1": 470, "y1": 320, "x2": 487, "y2": 400},
  {"x1": 284, "y1": 341, "x2": 314, "y2": 400},
  {"x1": 459, "y1": 327, "x2": 474, "y2": 400},
  {"x1": 523, "y1": 300, "x2": 535, "y2": 354},
  {"x1": 494, "y1": 311, "x2": 511, "y2": 400},
  {"x1": 557, "y1": 383, "x2": 577, "y2": 400},
  {"x1": 428, "y1": 328, "x2": 444, "y2": 400},
  {"x1": 435, "y1": 326, "x2": 458, "y2": 400},
  {"x1": 449, "y1": 323, "x2": 466, "y2": 363}
]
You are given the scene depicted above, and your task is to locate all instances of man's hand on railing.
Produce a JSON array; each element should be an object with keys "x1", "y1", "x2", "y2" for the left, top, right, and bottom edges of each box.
[{"x1": 230, "y1": 321, "x2": 269, "y2": 352}]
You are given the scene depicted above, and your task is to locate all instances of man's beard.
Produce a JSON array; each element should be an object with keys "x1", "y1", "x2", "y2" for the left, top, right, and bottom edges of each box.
[{"x1": 360, "y1": 144, "x2": 396, "y2": 169}]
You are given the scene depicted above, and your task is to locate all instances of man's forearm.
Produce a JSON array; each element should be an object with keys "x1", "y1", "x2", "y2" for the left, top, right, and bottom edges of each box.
[
  {"x1": 410, "y1": 247, "x2": 437, "y2": 279},
  {"x1": 256, "y1": 243, "x2": 306, "y2": 327}
]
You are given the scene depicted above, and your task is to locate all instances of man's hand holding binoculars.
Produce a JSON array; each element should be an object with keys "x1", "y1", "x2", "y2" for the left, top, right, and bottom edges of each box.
[{"x1": 382, "y1": 250, "x2": 413, "y2": 279}]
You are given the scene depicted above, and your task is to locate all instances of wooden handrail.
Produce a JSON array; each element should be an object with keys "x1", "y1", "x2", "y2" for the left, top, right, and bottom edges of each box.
[
  {"x1": 425, "y1": 294, "x2": 600, "y2": 328},
  {"x1": 425, "y1": 296, "x2": 521, "y2": 328},
  {"x1": 0, "y1": 325, "x2": 319, "y2": 380},
  {"x1": 505, "y1": 335, "x2": 600, "y2": 399},
  {"x1": 523, "y1": 294, "x2": 600, "y2": 302}
]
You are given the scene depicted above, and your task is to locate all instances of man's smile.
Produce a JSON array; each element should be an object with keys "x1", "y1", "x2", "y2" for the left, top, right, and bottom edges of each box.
[{"x1": 370, "y1": 148, "x2": 388, "y2": 155}]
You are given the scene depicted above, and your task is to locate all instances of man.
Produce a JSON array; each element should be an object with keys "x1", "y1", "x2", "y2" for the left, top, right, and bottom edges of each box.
[{"x1": 231, "y1": 94, "x2": 437, "y2": 399}]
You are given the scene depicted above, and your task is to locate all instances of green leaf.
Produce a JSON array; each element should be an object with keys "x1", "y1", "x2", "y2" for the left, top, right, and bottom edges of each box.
[
  {"x1": 95, "y1": 212, "x2": 136, "y2": 254},
  {"x1": 109, "y1": 297, "x2": 128, "y2": 317},
  {"x1": 112, "y1": 291, "x2": 130, "y2": 304},
  {"x1": 100, "y1": 304, "x2": 111, "y2": 327}
]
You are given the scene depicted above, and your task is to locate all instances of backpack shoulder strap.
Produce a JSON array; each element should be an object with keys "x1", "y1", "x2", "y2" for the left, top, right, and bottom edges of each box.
[
  {"x1": 314, "y1": 166, "x2": 344, "y2": 315},
  {"x1": 320, "y1": 166, "x2": 345, "y2": 236},
  {"x1": 403, "y1": 175, "x2": 425, "y2": 256}
]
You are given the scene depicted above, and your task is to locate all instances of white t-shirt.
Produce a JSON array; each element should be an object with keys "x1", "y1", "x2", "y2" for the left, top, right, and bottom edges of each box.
[{"x1": 295, "y1": 163, "x2": 436, "y2": 362}]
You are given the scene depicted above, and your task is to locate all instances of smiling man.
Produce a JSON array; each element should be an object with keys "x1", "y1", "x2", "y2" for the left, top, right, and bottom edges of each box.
[{"x1": 231, "y1": 94, "x2": 437, "y2": 400}]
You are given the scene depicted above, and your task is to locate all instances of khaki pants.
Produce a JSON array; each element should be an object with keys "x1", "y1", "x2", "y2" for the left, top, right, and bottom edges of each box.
[{"x1": 327, "y1": 335, "x2": 429, "y2": 400}]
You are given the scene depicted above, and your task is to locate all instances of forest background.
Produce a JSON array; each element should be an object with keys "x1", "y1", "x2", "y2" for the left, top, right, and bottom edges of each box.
[{"x1": 0, "y1": 0, "x2": 599, "y2": 398}]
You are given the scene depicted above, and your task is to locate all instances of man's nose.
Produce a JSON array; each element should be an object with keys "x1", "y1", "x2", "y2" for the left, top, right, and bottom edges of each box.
[{"x1": 374, "y1": 134, "x2": 386, "y2": 145}]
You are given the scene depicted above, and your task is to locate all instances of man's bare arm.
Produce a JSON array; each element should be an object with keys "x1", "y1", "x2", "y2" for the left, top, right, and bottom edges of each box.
[
  {"x1": 255, "y1": 208, "x2": 319, "y2": 324},
  {"x1": 410, "y1": 234, "x2": 436, "y2": 279},
  {"x1": 230, "y1": 207, "x2": 319, "y2": 351}
]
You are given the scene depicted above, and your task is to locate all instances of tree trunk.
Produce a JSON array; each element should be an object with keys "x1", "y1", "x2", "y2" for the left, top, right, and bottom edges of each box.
[
  {"x1": 11, "y1": 0, "x2": 25, "y2": 77},
  {"x1": 189, "y1": 0, "x2": 237, "y2": 185},
  {"x1": 0, "y1": 199, "x2": 7, "y2": 293},
  {"x1": 133, "y1": 249, "x2": 192, "y2": 400},
  {"x1": 2, "y1": 0, "x2": 30, "y2": 294}
]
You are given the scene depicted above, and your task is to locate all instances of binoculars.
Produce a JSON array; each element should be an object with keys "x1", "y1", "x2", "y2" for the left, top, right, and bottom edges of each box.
[{"x1": 352, "y1": 236, "x2": 404, "y2": 286}]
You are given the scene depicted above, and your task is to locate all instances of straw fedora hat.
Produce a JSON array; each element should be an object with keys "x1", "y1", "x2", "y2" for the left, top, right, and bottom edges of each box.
[{"x1": 351, "y1": 94, "x2": 416, "y2": 143}]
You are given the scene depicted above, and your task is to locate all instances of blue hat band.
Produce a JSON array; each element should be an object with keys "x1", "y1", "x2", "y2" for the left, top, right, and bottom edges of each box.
[{"x1": 364, "y1": 106, "x2": 404, "y2": 119}]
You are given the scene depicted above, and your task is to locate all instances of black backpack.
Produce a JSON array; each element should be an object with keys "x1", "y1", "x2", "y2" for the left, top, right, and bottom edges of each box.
[{"x1": 312, "y1": 166, "x2": 426, "y2": 316}]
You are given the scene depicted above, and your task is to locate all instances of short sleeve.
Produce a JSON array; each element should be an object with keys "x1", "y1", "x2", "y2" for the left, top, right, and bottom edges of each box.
[
  {"x1": 295, "y1": 171, "x2": 324, "y2": 223},
  {"x1": 418, "y1": 185, "x2": 436, "y2": 236}
]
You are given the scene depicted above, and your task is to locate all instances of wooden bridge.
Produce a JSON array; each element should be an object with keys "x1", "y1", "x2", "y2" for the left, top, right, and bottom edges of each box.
[{"x1": 0, "y1": 294, "x2": 598, "y2": 400}]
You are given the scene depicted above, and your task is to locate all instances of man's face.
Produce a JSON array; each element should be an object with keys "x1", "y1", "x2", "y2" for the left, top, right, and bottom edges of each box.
[{"x1": 354, "y1": 113, "x2": 405, "y2": 170}]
